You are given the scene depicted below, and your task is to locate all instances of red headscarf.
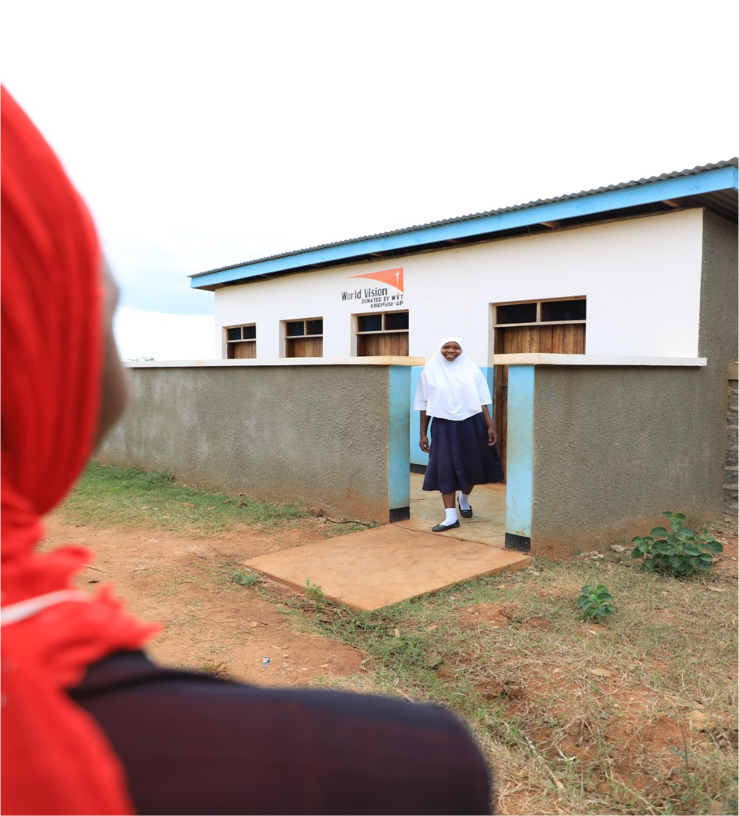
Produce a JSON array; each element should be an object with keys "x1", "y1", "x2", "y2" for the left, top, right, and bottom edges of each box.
[{"x1": 1, "y1": 87, "x2": 156, "y2": 815}]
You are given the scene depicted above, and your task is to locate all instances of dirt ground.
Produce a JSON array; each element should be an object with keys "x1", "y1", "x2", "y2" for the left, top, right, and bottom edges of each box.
[
  {"x1": 43, "y1": 516, "x2": 737, "y2": 686},
  {"x1": 42, "y1": 516, "x2": 368, "y2": 687},
  {"x1": 42, "y1": 514, "x2": 738, "y2": 815}
]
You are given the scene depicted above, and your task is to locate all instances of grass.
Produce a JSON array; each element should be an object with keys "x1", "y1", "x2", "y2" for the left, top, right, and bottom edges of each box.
[
  {"x1": 59, "y1": 461, "x2": 308, "y2": 535},
  {"x1": 275, "y1": 554, "x2": 738, "y2": 815},
  {"x1": 199, "y1": 659, "x2": 231, "y2": 677},
  {"x1": 57, "y1": 466, "x2": 738, "y2": 814}
]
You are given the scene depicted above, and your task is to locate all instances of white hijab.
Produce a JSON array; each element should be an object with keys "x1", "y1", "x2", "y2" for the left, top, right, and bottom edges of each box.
[{"x1": 413, "y1": 336, "x2": 492, "y2": 421}]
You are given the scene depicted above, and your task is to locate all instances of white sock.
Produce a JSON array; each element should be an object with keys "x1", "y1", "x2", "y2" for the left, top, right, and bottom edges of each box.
[
  {"x1": 444, "y1": 508, "x2": 458, "y2": 525},
  {"x1": 459, "y1": 493, "x2": 471, "y2": 511}
]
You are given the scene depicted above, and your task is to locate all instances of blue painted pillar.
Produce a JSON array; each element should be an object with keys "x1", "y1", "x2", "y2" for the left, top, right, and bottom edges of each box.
[
  {"x1": 389, "y1": 366, "x2": 411, "y2": 521},
  {"x1": 482, "y1": 366, "x2": 494, "y2": 416},
  {"x1": 409, "y1": 366, "x2": 428, "y2": 468},
  {"x1": 505, "y1": 365, "x2": 534, "y2": 552}
]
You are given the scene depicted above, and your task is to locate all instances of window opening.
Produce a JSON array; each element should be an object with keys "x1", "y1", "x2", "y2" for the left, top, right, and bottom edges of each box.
[
  {"x1": 286, "y1": 321, "x2": 305, "y2": 337},
  {"x1": 225, "y1": 324, "x2": 257, "y2": 359},
  {"x1": 496, "y1": 302, "x2": 537, "y2": 325},
  {"x1": 284, "y1": 318, "x2": 323, "y2": 357},
  {"x1": 493, "y1": 297, "x2": 586, "y2": 354},
  {"x1": 357, "y1": 314, "x2": 382, "y2": 333},
  {"x1": 493, "y1": 297, "x2": 586, "y2": 328},
  {"x1": 541, "y1": 299, "x2": 586, "y2": 322},
  {"x1": 355, "y1": 310, "x2": 409, "y2": 356}
]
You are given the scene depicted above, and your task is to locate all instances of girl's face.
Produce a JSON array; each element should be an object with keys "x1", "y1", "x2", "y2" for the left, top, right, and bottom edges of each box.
[{"x1": 441, "y1": 341, "x2": 462, "y2": 361}]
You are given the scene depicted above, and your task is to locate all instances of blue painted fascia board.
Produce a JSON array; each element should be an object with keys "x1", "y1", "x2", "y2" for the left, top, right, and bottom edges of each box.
[{"x1": 191, "y1": 166, "x2": 737, "y2": 290}]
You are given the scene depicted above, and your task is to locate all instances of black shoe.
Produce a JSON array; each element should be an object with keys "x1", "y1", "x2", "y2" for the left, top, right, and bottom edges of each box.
[
  {"x1": 431, "y1": 520, "x2": 460, "y2": 532},
  {"x1": 458, "y1": 499, "x2": 473, "y2": 519}
]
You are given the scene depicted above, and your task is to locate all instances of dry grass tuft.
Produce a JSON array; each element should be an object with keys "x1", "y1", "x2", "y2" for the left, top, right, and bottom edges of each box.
[{"x1": 303, "y1": 542, "x2": 738, "y2": 815}]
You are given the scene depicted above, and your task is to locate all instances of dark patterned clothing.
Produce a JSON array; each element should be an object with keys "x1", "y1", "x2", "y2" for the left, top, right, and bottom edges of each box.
[{"x1": 70, "y1": 650, "x2": 493, "y2": 815}]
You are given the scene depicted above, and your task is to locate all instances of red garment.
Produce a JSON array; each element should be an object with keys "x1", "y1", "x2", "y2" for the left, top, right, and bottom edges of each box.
[{"x1": 1, "y1": 87, "x2": 156, "y2": 815}]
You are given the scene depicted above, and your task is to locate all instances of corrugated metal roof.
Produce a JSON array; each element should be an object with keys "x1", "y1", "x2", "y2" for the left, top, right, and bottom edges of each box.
[{"x1": 191, "y1": 159, "x2": 738, "y2": 281}]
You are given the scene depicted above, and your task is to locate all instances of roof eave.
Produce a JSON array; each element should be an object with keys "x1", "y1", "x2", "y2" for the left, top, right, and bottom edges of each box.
[{"x1": 190, "y1": 165, "x2": 738, "y2": 291}]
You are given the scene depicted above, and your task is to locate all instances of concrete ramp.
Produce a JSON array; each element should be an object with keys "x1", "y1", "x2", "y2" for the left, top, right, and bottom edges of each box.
[{"x1": 245, "y1": 525, "x2": 530, "y2": 612}]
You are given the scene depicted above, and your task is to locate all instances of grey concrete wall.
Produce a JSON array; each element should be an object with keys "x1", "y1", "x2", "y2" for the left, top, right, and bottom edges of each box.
[
  {"x1": 529, "y1": 210, "x2": 737, "y2": 557},
  {"x1": 531, "y1": 365, "x2": 723, "y2": 557},
  {"x1": 700, "y1": 211, "x2": 739, "y2": 522},
  {"x1": 725, "y1": 375, "x2": 738, "y2": 521},
  {"x1": 99, "y1": 365, "x2": 393, "y2": 523}
]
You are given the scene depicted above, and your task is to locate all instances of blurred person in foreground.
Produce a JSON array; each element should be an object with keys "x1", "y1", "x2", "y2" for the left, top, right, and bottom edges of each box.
[{"x1": 0, "y1": 86, "x2": 493, "y2": 816}]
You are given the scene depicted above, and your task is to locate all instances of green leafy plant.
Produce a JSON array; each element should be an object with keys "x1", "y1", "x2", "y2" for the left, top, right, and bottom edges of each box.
[
  {"x1": 631, "y1": 512, "x2": 723, "y2": 576},
  {"x1": 305, "y1": 579, "x2": 328, "y2": 614},
  {"x1": 231, "y1": 570, "x2": 263, "y2": 587},
  {"x1": 576, "y1": 584, "x2": 614, "y2": 620}
]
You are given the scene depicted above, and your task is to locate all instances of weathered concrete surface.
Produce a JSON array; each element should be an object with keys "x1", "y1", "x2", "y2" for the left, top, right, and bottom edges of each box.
[
  {"x1": 725, "y1": 372, "x2": 738, "y2": 520},
  {"x1": 532, "y1": 366, "x2": 709, "y2": 557},
  {"x1": 99, "y1": 364, "x2": 399, "y2": 523},
  {"x1": 396, "y1": 474, "x2": 506, "y2": 547},
  {"x1": 529, "y1": 211, "x2": 737, "y2": 558},
  {"x1": 245, "y1": 525, "x2": 530, "y2": 612},
  {"x1": 702, "y1": 212, "x2": 739, "y2": 522}
]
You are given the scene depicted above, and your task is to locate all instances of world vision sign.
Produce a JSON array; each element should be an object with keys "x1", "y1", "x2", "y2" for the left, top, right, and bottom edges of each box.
[{"x1": 340, "y1": 268, "x2": 404, "y2": 309}]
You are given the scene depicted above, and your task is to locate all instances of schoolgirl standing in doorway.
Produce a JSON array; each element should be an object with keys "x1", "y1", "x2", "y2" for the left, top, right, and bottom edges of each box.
[{"x1": 414, "y1": 337, "x2": 504, "y2": 532}]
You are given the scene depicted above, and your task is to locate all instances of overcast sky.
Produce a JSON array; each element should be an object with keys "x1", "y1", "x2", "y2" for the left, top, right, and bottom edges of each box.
[{"x1": 3, "y1": 0, "x2": 736, "y2": 359}]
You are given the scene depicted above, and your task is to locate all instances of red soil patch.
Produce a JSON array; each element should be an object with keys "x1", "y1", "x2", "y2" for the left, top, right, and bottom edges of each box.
[
  {"x1": 41, "y1": 516, "x2": 367, "y2": 687},
  {"x1": 457, "y1": 603, "x2": 516, "y2": 628}
]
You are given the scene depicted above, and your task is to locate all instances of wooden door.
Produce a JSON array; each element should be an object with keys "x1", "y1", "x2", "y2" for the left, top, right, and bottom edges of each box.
[{"x1": 493, "y1": 324, "x2": 585, "y2": 473}]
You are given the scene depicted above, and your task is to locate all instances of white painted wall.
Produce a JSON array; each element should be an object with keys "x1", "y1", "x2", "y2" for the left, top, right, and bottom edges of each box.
[{"x1": 213, "y1": 208, "x2": 705, "y2": 365}]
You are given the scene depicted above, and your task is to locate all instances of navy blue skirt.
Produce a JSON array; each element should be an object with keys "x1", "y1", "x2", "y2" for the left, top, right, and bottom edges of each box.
[{"x1": 423, "y1": 412, "x2": 504, "y2": 493}]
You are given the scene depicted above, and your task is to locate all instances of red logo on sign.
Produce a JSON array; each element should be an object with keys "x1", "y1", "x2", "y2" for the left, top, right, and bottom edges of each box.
[{"x1": 349, "y1": 267, "x2": 404, "y2": 292}]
